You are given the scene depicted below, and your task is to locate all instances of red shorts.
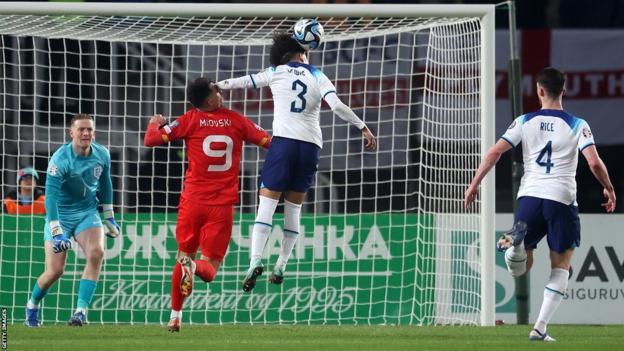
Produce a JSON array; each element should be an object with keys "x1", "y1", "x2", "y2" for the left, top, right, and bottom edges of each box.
[{"x1": 176, "y1": 197, "x2": 234, "y2": 262}]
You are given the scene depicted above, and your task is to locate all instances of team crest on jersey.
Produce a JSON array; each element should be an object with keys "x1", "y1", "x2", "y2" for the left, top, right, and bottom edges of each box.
[
  {"x1": 507, "y1": 120, "x2": 516, "y2": 129},
  {"x1": 48, "y1": 164, "x2": 58, "y2": 176},
  {"x1": 94, "y1": 166, "x2": 103, "y2": 178},
  {"x1": 582, "y1": 127, "x2": 592, "y2": 138}
]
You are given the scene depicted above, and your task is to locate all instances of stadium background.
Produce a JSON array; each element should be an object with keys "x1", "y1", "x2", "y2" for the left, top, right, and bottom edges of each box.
[{"x1": 2, "y1": 0, "x2": 623, "y2": 215}]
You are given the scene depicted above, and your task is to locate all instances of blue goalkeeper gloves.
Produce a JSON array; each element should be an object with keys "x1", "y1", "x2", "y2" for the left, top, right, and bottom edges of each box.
[
  {"x1": 102, "y1": 208, "x2": 121, "y2": 239},
  {"x1": 50, "y1": 221, "x2": 72, "y2": 253}
]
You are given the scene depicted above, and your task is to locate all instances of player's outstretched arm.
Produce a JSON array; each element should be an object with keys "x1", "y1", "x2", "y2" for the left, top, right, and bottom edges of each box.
[
  {"x1": 464, "y1": 139, "x2": 512, "y2": 209},
  {"x1": 323, "y1": 92, "x2": 377, "y2": 150},
  {"x1": 582, "y1": 145, "x2": 616, "y2": 212},
  {"x1": 217, "y1": 70, "x2": 270, "y2": 90},
  {"x1": 144, "y1": 114, "x2": 169, "y2": 147}
]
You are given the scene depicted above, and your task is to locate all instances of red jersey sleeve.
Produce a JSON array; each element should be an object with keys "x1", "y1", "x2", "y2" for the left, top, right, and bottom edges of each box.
[
  {"x1": 161, "y1": 110, "x2": 193, "y2": 142},
  {"x1": 232, "y1": 110, "x2": 271, "y2": 148}
]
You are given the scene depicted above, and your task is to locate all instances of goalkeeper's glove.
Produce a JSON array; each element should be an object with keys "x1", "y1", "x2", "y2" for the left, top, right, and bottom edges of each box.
[
  {"x1": 50, "y1": 221, "x2": 72, "y2": 253},
  {"x1": 102, "y1": 207, "x2": 121, "y2": 239}
]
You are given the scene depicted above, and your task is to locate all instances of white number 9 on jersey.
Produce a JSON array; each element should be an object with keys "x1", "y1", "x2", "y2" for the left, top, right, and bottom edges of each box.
[{"x1": 202, "y1": 135, "x2": 233, "y2": 171}]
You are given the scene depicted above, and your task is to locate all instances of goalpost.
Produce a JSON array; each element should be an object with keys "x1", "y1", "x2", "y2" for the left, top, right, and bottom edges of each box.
[{"x1": 0, "y1": 3, "x2": 495, "y2": 326}]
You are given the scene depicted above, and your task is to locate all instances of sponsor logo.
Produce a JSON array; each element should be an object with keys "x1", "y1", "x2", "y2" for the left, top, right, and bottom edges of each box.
[{"x1": 91, "y1": 280, "x2": 356, "y2": 321}]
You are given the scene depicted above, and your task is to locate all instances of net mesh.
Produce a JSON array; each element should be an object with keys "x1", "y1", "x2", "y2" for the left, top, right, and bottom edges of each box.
[{"x1": 0, "y1": 13, "x2": 485, "y2": 325}]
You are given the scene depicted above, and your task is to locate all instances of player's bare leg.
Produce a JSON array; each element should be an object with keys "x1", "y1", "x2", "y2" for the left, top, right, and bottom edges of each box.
[
  {"x1": 25, "y1": 242, "x2": 67, "y2": 327},
  {"x1": 530, "y1": 249, "x2": 573, "y2": 342},
  {"x1": 70, "y1": 226, "x2": 105, "y2": 326},
  {"x1": 244, "y1": 188, "x2": 280, "y2": 292},
  {"x1": 270, "y1": 191, "x2": 305, "y2": 285}
]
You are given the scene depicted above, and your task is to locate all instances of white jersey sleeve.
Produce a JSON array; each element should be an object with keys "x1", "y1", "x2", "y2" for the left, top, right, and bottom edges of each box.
[
  {"x1": 318, "y1": 72, "x2": 337, "y2": 99},
  {"x1": 216, "y1": 67, "x2": 274, "y2": 90},
  {"x1": 501, "y1": 116, "x2": 523, "y2": 147},
  {"x1": 577, "y1": 120, "x2": 596, "y2": 151}
]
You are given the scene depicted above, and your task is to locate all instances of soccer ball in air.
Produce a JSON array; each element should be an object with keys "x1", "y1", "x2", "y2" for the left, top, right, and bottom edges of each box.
[{"x1": 292, "y1": 19, "x2": 324, "y2": 50}]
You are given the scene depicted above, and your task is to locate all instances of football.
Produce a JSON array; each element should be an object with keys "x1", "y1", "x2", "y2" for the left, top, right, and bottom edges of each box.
[{"x1": 292, "y1": 18, "x2": 324, "y2": 50}]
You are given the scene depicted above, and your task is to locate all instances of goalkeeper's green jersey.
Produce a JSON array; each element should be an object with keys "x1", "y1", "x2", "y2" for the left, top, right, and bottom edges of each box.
[{"x1": 45, "y1": 141, "x2": 112, "y2": 222}]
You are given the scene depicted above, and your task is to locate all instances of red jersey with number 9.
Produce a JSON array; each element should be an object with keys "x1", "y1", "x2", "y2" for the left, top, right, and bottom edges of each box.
[{"x1": 159, "y1": 108, "x2": 270, "y2": 205}]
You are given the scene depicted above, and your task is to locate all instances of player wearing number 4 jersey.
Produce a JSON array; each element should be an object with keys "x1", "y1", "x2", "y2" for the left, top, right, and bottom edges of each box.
[
  {"x1": 464, "y1": 67, "x2": 616, "y2": 341},
  {"x1": 144, "y1": 77, "x2": 271, "y2": 332},
  {"x1": 217, "y1": 32, "x2": 377, "y2": 292}
]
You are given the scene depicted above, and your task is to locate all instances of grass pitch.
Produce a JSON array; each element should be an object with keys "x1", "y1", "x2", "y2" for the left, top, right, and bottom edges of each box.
[{"x1": 7, "y1": 324, "x2": 624, "y2": 351}]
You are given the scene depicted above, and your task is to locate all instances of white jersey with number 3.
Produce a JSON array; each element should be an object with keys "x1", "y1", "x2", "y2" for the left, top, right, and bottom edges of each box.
[
  {"x1": 249, "y1": 62, "x2": 336, "y2": 148},
  {"x1": 502, "y1": 109, "x2": 595, "y2": 205}
]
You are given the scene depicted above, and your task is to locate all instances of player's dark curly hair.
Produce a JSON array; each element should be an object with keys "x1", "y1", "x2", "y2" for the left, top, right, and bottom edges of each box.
[
  {"x1": 270, "y1": 32, "x2": 306, "y2": 67},
  {"x1": 536, "y1": 67, "x2": 566, "y2": 98},
  {"x1": 187, "y1": 77, "x2": 215, "y2": 108}
]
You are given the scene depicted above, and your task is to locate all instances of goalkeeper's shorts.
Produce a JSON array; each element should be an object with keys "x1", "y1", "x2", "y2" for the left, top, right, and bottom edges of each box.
[
  {"x1": 43, "y1": 210, "x2": 102, "y2": 242},
  {"x1": 176, "y1": 197, "x2": 234, "y2": 262}
]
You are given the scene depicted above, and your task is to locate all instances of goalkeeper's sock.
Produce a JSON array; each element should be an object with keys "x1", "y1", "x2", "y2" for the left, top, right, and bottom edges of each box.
[
  {"x1": 250, "y1": 196, "x2": 279, "y2": 262},
  {"x1": 77, "y1": 279, "x2": 97, "y2": 309},
  {"x1": 171, "y1": 262, "x2": 186, "y2": 311},
  {"x1": 276, "y1": 200, "x2": 302, "y2": 269},
  {"x1": 534, "y1": 268, "x2": 568, "y2": 334},
  {"x1": 194, "y1": 260, "x2": 216, "y2": 282},
  {"x1": 28, "y1": 282, "x2": 48, "y2": 307}
]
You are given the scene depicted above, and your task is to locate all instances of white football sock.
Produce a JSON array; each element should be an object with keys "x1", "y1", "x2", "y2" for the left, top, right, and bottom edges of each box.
[
  {"x1": 534, "y1": 268, "x2": 569, "y2": 333},
  {"x1": 275, "y1": 200, "x2": 302, "y2": 269},
  {"x1": 250, "y1": 196, "x2": 279, "y2": 262},
  {"x1": 170, "y1": 309, "x2": 181, "y2": 319},
  {"x1": 505, "y1": 243, "x2": 527, "y2": 277},
  {"x1": 26, "y1": 301, "x2": 37, "y2": 309}
]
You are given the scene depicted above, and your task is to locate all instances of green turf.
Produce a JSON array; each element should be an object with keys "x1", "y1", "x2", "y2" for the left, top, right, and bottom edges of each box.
[{"x1": 6, "y1": 324, "x2": 624, "y2": 351}]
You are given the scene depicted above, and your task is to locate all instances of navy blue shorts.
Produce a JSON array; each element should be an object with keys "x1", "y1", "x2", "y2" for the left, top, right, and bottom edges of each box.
[
  {"x1": 515, "y1": 196, "x2": 581, "y2": 253},
  {"x1": 260, "y1": 136, "x2": 320, "y2": 193}
]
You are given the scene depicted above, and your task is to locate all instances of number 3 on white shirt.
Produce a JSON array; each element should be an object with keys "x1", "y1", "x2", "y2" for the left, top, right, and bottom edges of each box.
[{"x1": 202, "y1": 135, "x2": 233, "y2": 171}]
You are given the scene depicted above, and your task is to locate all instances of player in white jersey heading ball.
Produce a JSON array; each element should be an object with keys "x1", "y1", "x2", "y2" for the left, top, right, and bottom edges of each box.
[
  {"x1": 464, "y1": 67, "x2": 616, "y2": 341},
  {"x1": 217, "y1": 31, "x2": 377, "y2": 292}
]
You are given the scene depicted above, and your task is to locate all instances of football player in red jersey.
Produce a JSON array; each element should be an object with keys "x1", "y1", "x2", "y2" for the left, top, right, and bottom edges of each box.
[{"x1": 144, "y1": 77, "x2": 271, "y2": 332}]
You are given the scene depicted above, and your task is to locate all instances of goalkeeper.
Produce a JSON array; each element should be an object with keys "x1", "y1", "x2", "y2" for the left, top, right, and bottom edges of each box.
[
  {"x1": 217, "y1": 31, "x2": 377, "y2": 292},
  {"x1": 24, "y1": 113, "x2": 120, "y2": 327}
]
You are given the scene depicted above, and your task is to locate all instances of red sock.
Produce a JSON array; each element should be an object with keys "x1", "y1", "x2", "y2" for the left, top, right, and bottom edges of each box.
[
  {"x1": 195, "y1": 260, "x2": 216, "y2": 282},
  {"x1": 170, "y1": 262, "x2": 186, "y2": 311}
]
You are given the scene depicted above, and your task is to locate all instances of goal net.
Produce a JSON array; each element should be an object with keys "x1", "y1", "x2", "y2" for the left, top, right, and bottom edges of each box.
[{"x1": 0, "y1": 3, "x2": 495, "y2": 326}]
